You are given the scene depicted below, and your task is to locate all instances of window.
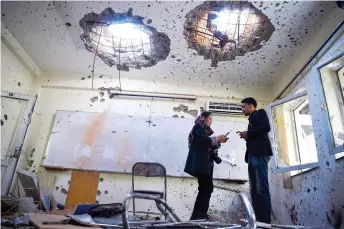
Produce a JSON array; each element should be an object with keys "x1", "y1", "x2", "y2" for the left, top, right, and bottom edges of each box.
[
  {"x1": 315, "y1": 53, "x2": 344, "y2": 157},
  {"x1": 267, "y1": 91, "x2": 319, "y2": 173}
]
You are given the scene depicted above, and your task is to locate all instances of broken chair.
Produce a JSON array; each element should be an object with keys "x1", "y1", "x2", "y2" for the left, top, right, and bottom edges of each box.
[{"x1": 131, "y1": 162, "x2": 167, "y2": 219}]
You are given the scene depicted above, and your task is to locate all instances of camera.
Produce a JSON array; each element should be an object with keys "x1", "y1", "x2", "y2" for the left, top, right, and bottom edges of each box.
[{"x1": 210, "y1": 149, "x2": 222, "y2": 164}]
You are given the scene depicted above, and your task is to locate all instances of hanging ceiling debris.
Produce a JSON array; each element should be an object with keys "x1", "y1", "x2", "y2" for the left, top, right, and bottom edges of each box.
[
  {"x1": 184, "y1": 1, "x2": 275, "y2": 67},
  {"x1": 79, "y1": 8, "x2": 171, "y2": 71}
]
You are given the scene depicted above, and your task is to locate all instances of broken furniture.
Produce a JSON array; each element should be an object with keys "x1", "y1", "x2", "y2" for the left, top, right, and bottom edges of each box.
[
  {"x1": 29, "y1": 214, "x2": 101, "y2": 229},
  {"x1": 17, "y1": 170, "x2": 40, "y2": 202},
  {"x1": 131, "y1": 162, "x2": 167, "y2": 219},
  {"x1": 1, "y1": 195, "x2": 19, "y2": 214},
  {"x1": 65, "y1": 170, "x2": 100, "y2": 208},
  {"x1": 25, "y1": 191, "x2": 314, "y2": 229},
  {"x1": 122, "y1": 191, "x2": 181, "y2": 229}
]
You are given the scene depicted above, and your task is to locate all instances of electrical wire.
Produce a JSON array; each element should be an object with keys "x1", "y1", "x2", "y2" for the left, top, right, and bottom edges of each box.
[
  {"x1": 91, "y1": 27, "x2": 103, "y2": 90},
  {"x1": 118, "y1": 37, "x2": 122, "y2": 91}
]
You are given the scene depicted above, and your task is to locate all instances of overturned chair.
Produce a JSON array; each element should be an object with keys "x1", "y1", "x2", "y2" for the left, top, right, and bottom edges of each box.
[
  {"x1": 121, "y1": 162, "x2": 250, "y2": 229},
  {"x1": 122, "y1": 193, "x2": 253, "y2": 229}
]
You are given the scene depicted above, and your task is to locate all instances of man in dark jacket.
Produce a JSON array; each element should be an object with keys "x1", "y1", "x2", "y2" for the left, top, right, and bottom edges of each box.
[{"x1": 239, "y1": 97, "x2": 273, "y2": 224}]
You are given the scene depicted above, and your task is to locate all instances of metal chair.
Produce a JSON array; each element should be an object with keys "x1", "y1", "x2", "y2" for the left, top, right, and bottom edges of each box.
[{"x1": 131, "y1": 162, "x2": 167, "y2": 218}]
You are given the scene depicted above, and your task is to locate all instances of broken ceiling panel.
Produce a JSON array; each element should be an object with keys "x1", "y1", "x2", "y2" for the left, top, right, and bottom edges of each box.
[
  {"x1": 184, "y1": 1, "x2": 275, "y2": 67},
  {"x1": 79, "y1": 8, "x2": 171, "y2": 71}
]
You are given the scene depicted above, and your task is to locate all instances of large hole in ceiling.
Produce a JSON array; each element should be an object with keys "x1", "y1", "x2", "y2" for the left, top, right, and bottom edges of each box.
[
  {"x1": 184, "y1": 1, "x2": 275, "y2": 67},
  {"x1": 80, "y1": 8, "x2": 171, "y2": 71}
]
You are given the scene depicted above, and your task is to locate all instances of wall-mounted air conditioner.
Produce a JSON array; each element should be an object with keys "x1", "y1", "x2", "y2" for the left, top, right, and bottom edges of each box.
[{"x1": 205, "y1": 101, "x2": 243, "y2": 115}]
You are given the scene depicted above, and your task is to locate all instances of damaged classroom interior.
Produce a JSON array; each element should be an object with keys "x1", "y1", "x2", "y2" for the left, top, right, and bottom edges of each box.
[{"x1": 0, "y1": 0, "x2": 344, "y2": 228}]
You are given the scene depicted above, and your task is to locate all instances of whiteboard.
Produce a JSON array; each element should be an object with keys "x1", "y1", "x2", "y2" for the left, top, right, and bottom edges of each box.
[{"x1": 43, "y1": 111, "x2": 249, "y2": 180}]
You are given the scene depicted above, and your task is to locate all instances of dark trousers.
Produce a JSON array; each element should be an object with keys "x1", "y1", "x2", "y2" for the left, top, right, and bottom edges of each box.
[
  {"x1": 248, "y1": 155, "x2": 272, "y2": 224},
  {"x1": 190, "y1": 167, "x2": 214, "y2": 220}
]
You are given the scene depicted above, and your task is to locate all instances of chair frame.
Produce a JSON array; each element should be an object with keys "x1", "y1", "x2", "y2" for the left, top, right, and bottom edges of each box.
[{"x1": 131, "y1": 162, "x2": 167, "y2": 217}]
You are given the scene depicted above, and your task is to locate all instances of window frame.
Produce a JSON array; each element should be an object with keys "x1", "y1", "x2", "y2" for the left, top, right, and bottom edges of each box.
[
  {"x1": 267, "y1": 91, "x2": 319, "y2": 173},
  {"x1": 313, "y1": 51, "x2": 344, "y2": 155}
]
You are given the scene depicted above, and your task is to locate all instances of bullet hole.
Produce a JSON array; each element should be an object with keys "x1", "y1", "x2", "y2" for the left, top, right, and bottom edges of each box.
[
  {"x1": 172, "y1": 115, "x2": 178, "y2": 118},
  {"x1": 99, "y1": 91, "x2": 105, "y2": 97},
  {"x1": 55, "y1": 186, "x2": 59, "y2": 190},
  {"x1": 28, "y1": 160, "x2": 34, "y2": 167},
  {"x1": 68, "y1": 180, "x2": 71, "y2": 184},
  {"x1": 90, "y1": 96, "x2": 98, "y2": 102},
  {"x1": 147, "y1": 4, "x2": 150, "y2": 7},
  {"x1": 61, "y1": 188, "x2": 68, "y2": 195},
  {"x1": 147, "y1": 19, "x2": 152, "y2": 24},
  {"x1": 87, "y1": 75, "x2": 91, "y2": 78},
  {"x1": 97, "y1": 190, "x2": 101, "y2": 196},
  {"x1": 173, "y1": 104, "x2": 188, "y2": 112},
  {"x1": 105, "y1": 190, "x2": 108, "y2": 194},
  {"x1": 307, "y1": 188, "x2": 310, "y2": 193},
  {"x1": 171, "y1": 55, "x2": 176, "y2": 58},
  {"x1": 2, "y1": 14, "x2": 5, "y2": 17},
  {"x1": 112, "y1": 131, "x2": 116, "y2": 133},
  {"x1": 4, "y1": 114, "x2": 8, "y2": 120},
  {"x1": 313, "y1": 187, "x2": 317, "y2": 191},
  {"x1": 81, "y1": 77, "x2": 85, "y2": 80},
  {"x1": 177, "y1": 59, "x2": 182, "y2": 62},
  {"x1": 99, "y1": 177, "x2": 104, "y2": 182},
  {"x1": 18, "y1": 82, "x2": 21, "y2": 86},
  {"x1": 100, "y1": 98, "x2": 105, "y2": 102},
  {"x1": 65, "y1": 22, "x2": 72, "y2": 27},
  {"x1": 326, "y1": 161, "x2": 330, "y2": 166},
  {"x1": 1, "y1": 120, "x2": 4, "y2": 126},
  {"x1": 99, "y1": 75, "x2": 103, "y2": 78}
]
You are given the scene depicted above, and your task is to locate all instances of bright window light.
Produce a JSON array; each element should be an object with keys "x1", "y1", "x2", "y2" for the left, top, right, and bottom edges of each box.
[
  {"x1": 213, "y1": 10, "x2": 257, "y2": 36},
  {"x1": 214, "y1": 10, "x2": 231, "y2": 32},
  {"x1": 108, "y1": 23, "x2": 149, "y2": 41}
]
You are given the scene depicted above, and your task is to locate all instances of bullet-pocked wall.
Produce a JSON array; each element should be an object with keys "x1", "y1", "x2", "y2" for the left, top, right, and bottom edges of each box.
[
  {"x1": 1, "y1": 1, "x2": 344, "y2": 225},
  {"x1": 14, "y1": 70, "x2": 269, "y2": 222},
  {"x1": 267, "y1": 26, "x2": 344, "y2": 229},
  {"x1": 1, "y1": 40, "x2": 34, "y2": 94}
]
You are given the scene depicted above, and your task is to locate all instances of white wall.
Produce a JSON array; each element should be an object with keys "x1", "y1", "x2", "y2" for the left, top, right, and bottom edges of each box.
[
  {"x1": 15, "y1": 71, "x2": 269, "y2": 222},
  {"x1": 268, "y1": 26, "x2": 344, "y2": 228},
  {"x1": 1, "y1": 41, "x2": 34, "y2": 94},
  {"x1": 271, "y1": 7, "x2": 344, "y2": 100}
]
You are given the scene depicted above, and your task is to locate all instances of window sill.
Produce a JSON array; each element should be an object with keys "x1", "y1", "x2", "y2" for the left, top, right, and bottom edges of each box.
[
  {"x1": 335, "y1": 152, "x2": 344, "y2": 160},
  {"x1": 290, "y1": 164, "x2": 319, "y2": 177}
]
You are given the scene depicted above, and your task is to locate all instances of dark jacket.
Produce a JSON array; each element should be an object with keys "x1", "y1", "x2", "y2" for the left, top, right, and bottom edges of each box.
[
  {"x1": 245, "y1": 109, "x2": 273, "y2": 163},
  {"x1": 184, "y1": 125, "x2": 218, "y2": 177}
]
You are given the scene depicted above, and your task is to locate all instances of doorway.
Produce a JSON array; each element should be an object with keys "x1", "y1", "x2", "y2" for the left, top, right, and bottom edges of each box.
[{"x1": 1, "y1": 91, "x2": 36, "y2": 195}]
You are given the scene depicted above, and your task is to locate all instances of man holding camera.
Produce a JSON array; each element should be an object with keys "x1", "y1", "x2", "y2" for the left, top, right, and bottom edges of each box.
[
  {"x1": 239, "y1": 97, "x2": 273, "y2": 224},
  {"x1": 184, "y1": 111, "x2": 227, "y2": 220}
]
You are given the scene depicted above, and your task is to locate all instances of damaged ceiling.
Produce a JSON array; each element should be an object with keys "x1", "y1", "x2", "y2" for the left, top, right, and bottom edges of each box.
[
  {"x1": 79, "y1": 7, "x2": 171, "y2": 71},
  {"x1": 0, "y1": 1, "x2": 336, "y2": 87}
]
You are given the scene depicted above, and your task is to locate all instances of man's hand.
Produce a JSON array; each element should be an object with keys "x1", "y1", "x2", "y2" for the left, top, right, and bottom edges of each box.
[{"x1": 239, "y1": 131, "x2": 248, "y2": 139}]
